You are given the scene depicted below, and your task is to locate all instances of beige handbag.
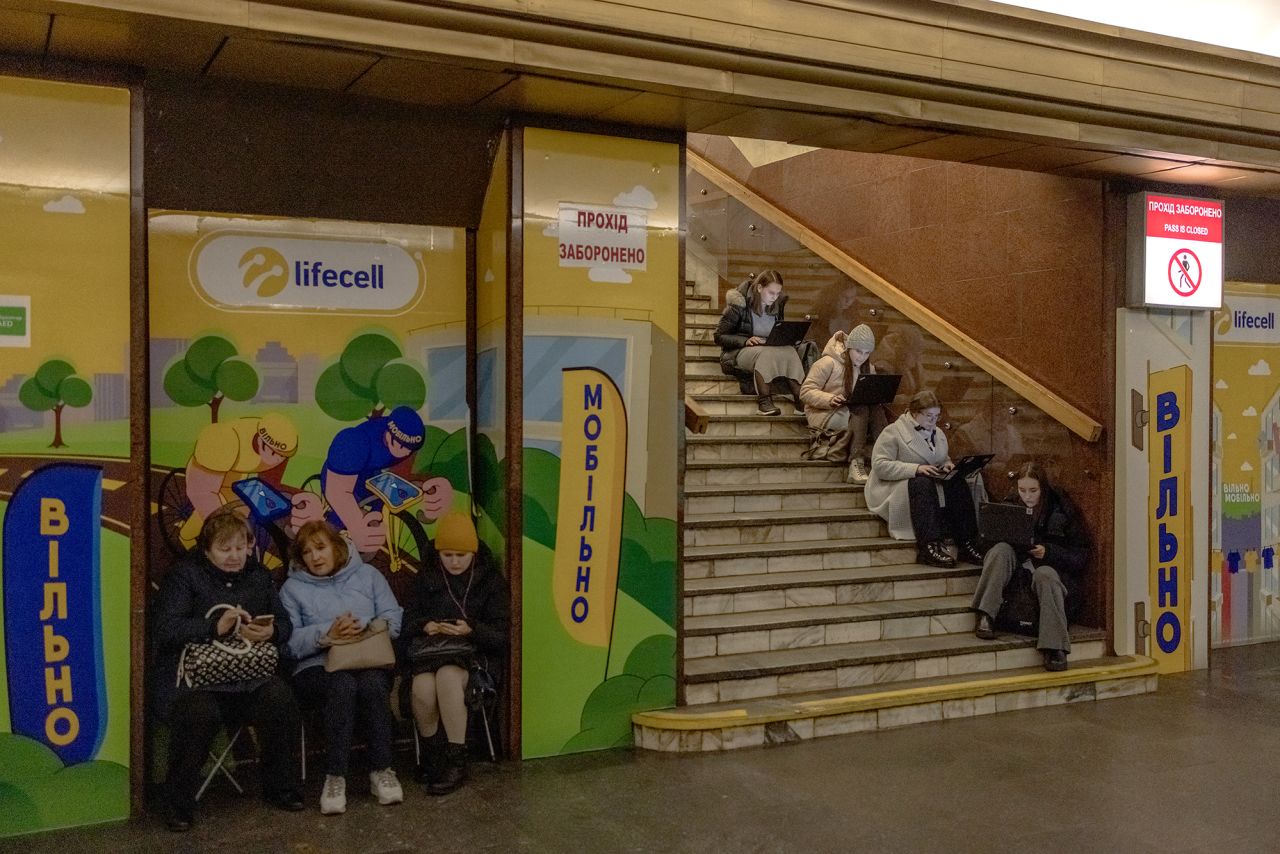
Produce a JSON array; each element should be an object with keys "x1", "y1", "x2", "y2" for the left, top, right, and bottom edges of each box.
[{"x1": 324, "y1": 618, "x2": 396, "y2": 671}]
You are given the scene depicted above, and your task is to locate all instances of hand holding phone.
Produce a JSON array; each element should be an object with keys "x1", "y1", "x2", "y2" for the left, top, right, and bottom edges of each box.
[{"x1": 251, "y1": 614, "x2": 275, "y2": 626}]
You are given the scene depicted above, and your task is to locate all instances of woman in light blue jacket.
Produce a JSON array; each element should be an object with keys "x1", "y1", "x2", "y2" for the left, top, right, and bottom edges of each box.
[{"x1": 281, "y1": 520, "x2": 404, "y2": 816}]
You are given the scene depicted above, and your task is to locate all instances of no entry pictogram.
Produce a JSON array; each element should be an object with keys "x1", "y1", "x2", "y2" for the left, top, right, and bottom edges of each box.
[{"x1": 1168, "y1": 248, "x2": 1202, "y2": 297}]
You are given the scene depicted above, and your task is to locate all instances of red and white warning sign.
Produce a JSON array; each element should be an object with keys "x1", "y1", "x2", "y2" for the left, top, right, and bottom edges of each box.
[{"x1": 1132, "y1": 193, "x2": 1223, "y2": 309}]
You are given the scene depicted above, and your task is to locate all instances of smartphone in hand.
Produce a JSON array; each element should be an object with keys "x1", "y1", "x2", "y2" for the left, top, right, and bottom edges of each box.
[{"x1": 251, "y1": 614, "x2": 275, "y2": 626}]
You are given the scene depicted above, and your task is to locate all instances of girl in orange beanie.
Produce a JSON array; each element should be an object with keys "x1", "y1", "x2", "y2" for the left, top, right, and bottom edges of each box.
[{"x1": 399, "y1": 513, "x2": 507, "y2": 793}]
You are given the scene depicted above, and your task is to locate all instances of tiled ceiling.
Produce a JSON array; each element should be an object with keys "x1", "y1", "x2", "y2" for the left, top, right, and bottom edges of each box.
[{"x1": 6, "y1": 7, "x2": 1280, "y2": 196}]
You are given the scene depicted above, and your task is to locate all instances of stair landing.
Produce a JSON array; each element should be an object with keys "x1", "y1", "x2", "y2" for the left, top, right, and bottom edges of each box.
[{"x1": 635, "y1": 654, "x2": 1158, "y2": 752}]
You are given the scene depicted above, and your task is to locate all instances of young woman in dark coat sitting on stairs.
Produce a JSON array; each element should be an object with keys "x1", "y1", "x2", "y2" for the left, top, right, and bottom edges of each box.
[
  {"x1": 715, "y1": 269, "x2": 806, "y2": 416},
  {"x1": 971, "y1": 462, "x2": 1090, "y2": 673}
]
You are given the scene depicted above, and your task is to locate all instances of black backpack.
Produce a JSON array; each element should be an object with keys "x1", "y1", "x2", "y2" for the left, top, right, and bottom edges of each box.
[{"x1": 995, "y1": 566, "x2": 1039, "y2": 636}]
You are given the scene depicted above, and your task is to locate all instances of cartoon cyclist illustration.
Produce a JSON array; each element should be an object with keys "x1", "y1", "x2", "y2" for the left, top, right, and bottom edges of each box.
[
  {"x1": 320, "y1": 405, "x2": 454, "y2": 553},
  {"x1": 180, "y1": 412, "x2": 324, "y2": 547}
]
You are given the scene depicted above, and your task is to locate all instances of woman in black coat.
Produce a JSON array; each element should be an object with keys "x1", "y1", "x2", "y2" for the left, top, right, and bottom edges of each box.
[
  {"x1": 715, "y1": 269, "x2": 807, "y2": 416},
  {"x1": 151, "y1": 511, "x2": 302, "y2": 831},
  {"x1": 399, "y1": 513, "x2": 508, "y2": 795},
  {"x1": 971, "y1": 462, "x2": 1090, "y2": 672}
]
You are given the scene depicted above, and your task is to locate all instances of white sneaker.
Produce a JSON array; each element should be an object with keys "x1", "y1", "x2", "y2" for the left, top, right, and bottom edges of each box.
[
  {"x1": 847, "y1": 458, "x2": 869, "y2": 485},
  {"x1": 370, "y1": 768, "x2": 404, "y2": 805},
  {"x1": 320, "y1": 774, "x2": 346, "y2": 815}
]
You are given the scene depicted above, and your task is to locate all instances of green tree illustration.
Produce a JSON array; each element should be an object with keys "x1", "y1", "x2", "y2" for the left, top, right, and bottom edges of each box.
[
  {"x1": 19, "y1": 359, "x2": 93, "y2": 448},
  {"x1": 163, "y1": 335, "x2": 259, "y2": 423},
  {"x1": 315, "y1": 332, "x2": 426, "y2": 421}
]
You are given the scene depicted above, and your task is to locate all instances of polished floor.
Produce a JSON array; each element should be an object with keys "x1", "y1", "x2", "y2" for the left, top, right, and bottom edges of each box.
[{"x1": 6, "y1": 643, "x2": 1280, "y2": 853}]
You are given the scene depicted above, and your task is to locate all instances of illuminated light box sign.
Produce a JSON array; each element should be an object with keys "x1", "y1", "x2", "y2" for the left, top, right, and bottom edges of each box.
[
  {"x1": 190, "y1": 231, "x2": 425, "y2": 314},
  {"x1": 1127, "y1": 192, "x2": 1224, "y2": 310}
]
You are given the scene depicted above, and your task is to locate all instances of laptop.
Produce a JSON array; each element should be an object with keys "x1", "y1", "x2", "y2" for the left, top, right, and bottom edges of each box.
[
  {"x1": 846, "y1": 373, "x2": 902, "y2": 406},
  {"x1": 933, "y1": 453, "x2": 994, "y2": 482},
  {"x1": 763, "y1": 319, "x2": 811, "y2": 347},
  {"x1": 979, "y1": 501, "x2": 1036, "y2": 548}
]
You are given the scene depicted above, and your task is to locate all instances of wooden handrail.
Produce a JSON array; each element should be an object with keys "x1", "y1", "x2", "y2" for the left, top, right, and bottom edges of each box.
[
  {"x1": 684, "y1": 394, "x2": 710, "y2": 434},
  {"x1": 689, "y1": 150, "x2": 1103, "y2": 443}
]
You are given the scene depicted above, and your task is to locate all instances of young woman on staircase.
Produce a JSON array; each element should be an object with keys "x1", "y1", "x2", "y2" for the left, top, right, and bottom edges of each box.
[
  {"x1": 799, "y1": 324, "x2": 886, "y2": 484},
  {"x1": 714, "y1": 269, "x2": 807, "y2": 416},
  {"x1": 971, "y1": 462, "x2": 1090, "y2": 673},
  {"x1": 864, "y1": 390, "x2": 985, "y2": 569}
]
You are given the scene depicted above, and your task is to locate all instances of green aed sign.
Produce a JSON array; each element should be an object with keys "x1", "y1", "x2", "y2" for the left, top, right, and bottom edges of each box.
[{"x1": 0, "y1": 305, "x2": 27, "y2": 336}]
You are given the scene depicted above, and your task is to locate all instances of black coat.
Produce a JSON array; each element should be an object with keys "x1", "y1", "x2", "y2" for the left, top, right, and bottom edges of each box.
[
  {"x1": 150, "y1": 553, "x2": 294, "y2": 720},
  {"x1": 715, "y1": 279, "x2": 791, "y2": 374},
  {"x1": 1002, "y1": 485, "x2": 1090, "y2": 614},
  {"x1": 399, "y1": 543, "x2": 509, "y2": 663}
]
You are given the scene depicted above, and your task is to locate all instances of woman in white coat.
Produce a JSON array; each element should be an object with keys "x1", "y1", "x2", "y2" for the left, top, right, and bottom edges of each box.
[{"x1": 865, "y1": 390, "x2": 984, "y2": 568}]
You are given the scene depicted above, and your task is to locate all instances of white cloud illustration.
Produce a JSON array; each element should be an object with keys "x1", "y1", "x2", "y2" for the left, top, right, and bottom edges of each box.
[
  {"x1": 1250, "y1": 360, "x2": 1272, "y2": 376},
  {"x1": 613, "y1": 185, "x2": 658, "y2": 210},
  {"x1": 1244, "y1": 406, "x2": 1258, "y2": 417},
  {"x1": 483, "y1": 269, "x2": 495, "y2": 283},
  {"x1": 43, "y1": 194, "x2": 85, "y2": 214},
  {"x1": 589, "y1": 266, "x2": 631, "y2": 284},
  {"x1": 1228, "y1": 432, "x2": 1238, "y2": 440},
  {"x1": 1216, "y1": 379, "x2": 1229, "y2": 389},
  {"x1": 1242, "y1": 461, "x2": 1255, "y2": 471}
]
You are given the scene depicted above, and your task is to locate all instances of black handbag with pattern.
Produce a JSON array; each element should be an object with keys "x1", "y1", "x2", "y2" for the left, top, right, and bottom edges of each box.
[{"x1": 176, "y1": 604, "x2": 279, "y2": 689}]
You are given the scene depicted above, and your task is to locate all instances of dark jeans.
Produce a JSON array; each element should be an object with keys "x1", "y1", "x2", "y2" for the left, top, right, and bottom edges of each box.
[
  {"x1": 165, "y1": 676, "x2": 301, "y2": 812},
  {"x1": 907, "y1": 474, "x2": 978, "y2": 544},
  {"x1": 293, "y1": 666, "x2": 395, "y2": 776}
]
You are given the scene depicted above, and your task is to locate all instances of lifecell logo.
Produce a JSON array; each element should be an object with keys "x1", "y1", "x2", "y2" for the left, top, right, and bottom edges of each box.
[
  {"x1": 191, "y1": 232, "x2": 424, "y2": 314},
  {"x1": 239, "y1": 247, "x2": 290, "y2": 298}
]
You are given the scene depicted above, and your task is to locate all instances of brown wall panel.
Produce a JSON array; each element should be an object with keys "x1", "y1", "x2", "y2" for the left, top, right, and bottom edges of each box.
[
  {"x1": 144, "y1": 75, "x2": 503, "y2": 227},
  {"x1": 691, "y1": 135, "x2": 1114, "y2": 630}
]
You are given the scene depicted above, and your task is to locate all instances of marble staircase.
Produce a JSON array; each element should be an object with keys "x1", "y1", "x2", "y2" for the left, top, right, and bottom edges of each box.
[{"x1": 632, "y1": 276, "x2": 1157, "y2": 752}]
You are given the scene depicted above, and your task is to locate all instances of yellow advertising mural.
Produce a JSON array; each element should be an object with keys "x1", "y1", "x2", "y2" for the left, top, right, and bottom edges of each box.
[
  {"x1": 520, "y1": 128, "x2": 679, "y2": 758},
  {"x1": 0, "y1": 74, "x2": 132, "y2": 837},
  {"x1": 1210, "y1": 282, "x2": 1280, "y2": 646},
  {"x1": 1149, "y1": 365, "x2": 1193, "y2": 673}
]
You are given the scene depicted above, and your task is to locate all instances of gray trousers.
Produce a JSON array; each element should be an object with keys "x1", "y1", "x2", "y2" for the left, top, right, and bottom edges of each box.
[
  {"x1": 819, "y1": 404, "x2": 885, "y2": 461},
  {"x1": 971, "y1": 542, "x2": 1071, "y2": 653}
]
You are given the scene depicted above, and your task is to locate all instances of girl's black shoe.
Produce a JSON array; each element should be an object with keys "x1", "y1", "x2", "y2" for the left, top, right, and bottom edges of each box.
[{"x1": 919, "y1": 541, "x2": 955, "y2": 568}]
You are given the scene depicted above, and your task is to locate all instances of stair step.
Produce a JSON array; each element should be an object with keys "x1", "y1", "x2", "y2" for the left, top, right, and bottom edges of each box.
[
  {"x1": 694, "y1": 415, "x2": 809, "y2": 438},
  {"x1": 687, "y1": 434, "x2": 810, "y2": 462},
  {"x1": 686, "y1": 378, "x2": 747, "y2": 396},
  {"x1": 684, "y1": 482, "x2": 865, "y2": 514},
  {"x1": 686, "y1": 307, "x2": 722, "y2": 318},
  {"x1": 684, "y1": 508, "x2": 883, "y2": 547},
  {"x1": 684, "y1": 556, "x2": 972, "y2": 593},
  {"x1": 687, "y1": 594, "x2": 974, "y2": 636},
  {"x1": 683, "y1": 626, "x2": 1108, "y2": 690},
  {"x1": 686, "y1": 326, "x2": 716, "y2": 342},
  {"x1": 685, "y1": 459, "x2": 849, "y2": 486},
  {"x1": 689, "y1": 393, "x2": 806, "y2": 415},
  {"x1": 685, "y1": 342, "x2": 720, "y2": 357},
  {"x1": 633, "y1": 655, "x2": 1158, "y2": 751},
  {"x1": 684, "y1": 595, "x2": 978, "y2": 659}
]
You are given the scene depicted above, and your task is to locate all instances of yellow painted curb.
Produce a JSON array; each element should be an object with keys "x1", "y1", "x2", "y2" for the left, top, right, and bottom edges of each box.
[{"x1": 633, "y1": 656, "x2": 1158, "y2": 732}]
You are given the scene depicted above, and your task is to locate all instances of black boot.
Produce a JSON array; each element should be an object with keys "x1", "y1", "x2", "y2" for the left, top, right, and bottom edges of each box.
[
  {"x1": 784, "y1": 378, "x2": 805, "y2": 414},
  {"x1": 415, "y1": 730, "x2": 445, "y2": 785},
  {"x1": 918, "y1": 541, "x2": 955, "y2": 568},
  {"x1": 754, "y1": 371, "x2": 780, "y2": 416},
  {"x1": 958, "y1": 539, "x2": 986, "y2": 565},
  {"x1": 427, "y1": 743, "x2": 469, "y2": 795}
]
